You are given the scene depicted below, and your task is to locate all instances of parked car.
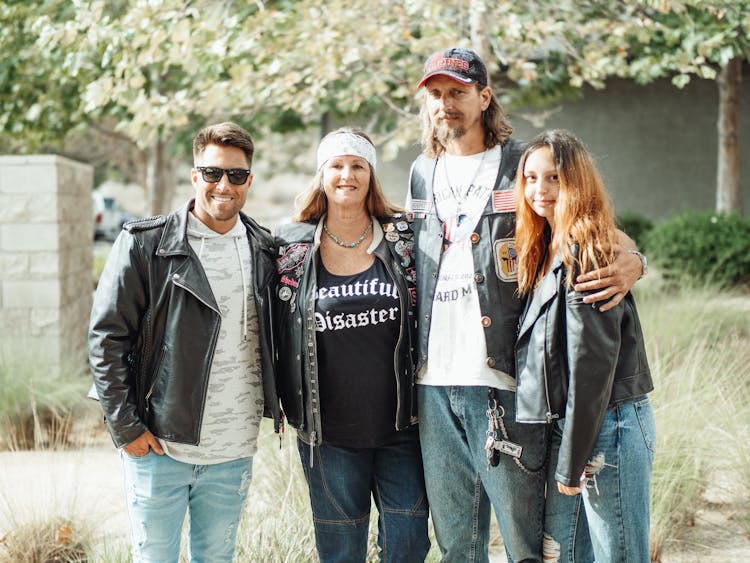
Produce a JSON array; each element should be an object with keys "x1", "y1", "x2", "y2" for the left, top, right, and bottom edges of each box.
[{"x1": 93, "y1": 192, "x2": 136, "y2": 241}]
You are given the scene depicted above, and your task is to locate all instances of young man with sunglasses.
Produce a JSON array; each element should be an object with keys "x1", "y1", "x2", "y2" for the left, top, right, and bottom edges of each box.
[{"x1": 89, "y1": 122, "x2": 279, "y2": 562}]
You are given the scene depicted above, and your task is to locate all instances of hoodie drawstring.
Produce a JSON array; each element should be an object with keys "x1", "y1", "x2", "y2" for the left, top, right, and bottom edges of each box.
[
  {"x1": 234, "y1": 236, "x2": 249, "y2": 342},
  {"x1": 197, "y1": 236, "x2": 206, "y2": 260}
]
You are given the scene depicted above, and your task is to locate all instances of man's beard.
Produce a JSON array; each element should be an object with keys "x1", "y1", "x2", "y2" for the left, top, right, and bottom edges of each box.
[{"x1": 435, "y1": 122, "x2": 466, "y2": 146}]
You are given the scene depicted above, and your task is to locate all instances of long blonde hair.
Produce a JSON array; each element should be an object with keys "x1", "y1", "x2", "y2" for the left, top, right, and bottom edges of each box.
[
  {"x1": 293, "y1": 127, "x2": 402, "y2": 222},
  {"x1": 515, "y1": 129, "x2": 618, "y2": 295}
]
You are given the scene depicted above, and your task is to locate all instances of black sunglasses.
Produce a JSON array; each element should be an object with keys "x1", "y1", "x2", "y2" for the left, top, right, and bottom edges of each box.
[{"x1": 196, "y1": 166, "x2": 251, "y2": 185}]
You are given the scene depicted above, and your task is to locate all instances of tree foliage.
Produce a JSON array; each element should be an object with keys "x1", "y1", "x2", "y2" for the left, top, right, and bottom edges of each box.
[
  {"x1": 6, "y1": 0, "x2": 749, "y2": 147},
  {"x1": 1, "y1": 0, "x2": 747, "y2": 211}
]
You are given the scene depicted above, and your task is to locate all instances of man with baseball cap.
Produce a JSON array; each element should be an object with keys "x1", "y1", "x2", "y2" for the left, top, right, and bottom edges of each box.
[{"x1": 407, "y1": 47, "x2": 644, "y2": 561}]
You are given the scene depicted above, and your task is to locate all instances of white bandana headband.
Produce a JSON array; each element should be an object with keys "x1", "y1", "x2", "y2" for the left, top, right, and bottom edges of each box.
[{"x1": 316, "y1": 132, "x2": 377, "y2": 171}]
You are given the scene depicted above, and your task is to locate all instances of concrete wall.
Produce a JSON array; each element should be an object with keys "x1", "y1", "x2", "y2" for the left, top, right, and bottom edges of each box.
[
  {"x1": 0, "y1": 155, "x2": 93, "y2": 376},
  {"x1": 377, "y1": 72, "x2": 750, "y2": 221}
]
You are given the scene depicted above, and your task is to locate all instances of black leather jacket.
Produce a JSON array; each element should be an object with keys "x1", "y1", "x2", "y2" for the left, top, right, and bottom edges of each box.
[
  {"x1": 409, "y1": 138, "x2": 526, "y2": 376},
  {"x1": 515, "y1": 255, "x2": 653, "y2": 486},
  {"x1": 274, "y1": 217, "x2": 418, "y2": 446},
  {"x1": 88, "y1": 200, "x2": 280, "y2": 448}
]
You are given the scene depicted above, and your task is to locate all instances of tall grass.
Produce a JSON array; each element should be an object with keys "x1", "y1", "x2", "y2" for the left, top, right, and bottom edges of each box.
[
  {"x1": 0, "y1": 342, "x2": 90, "y2": 451},
  {"x1": 636, "y1": 283, "x2": 750, "y2": 560},
  {"x1": 235, "y1": 427, "x2": 318, "y2": 561},
  {"x1": 2, "y1": 283, "x2": 748, "y2": 561}
]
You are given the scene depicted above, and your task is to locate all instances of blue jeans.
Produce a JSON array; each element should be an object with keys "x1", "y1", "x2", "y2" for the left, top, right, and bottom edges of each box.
[
  {"x1": 120, "y1": 451, "x2": 252, "y2": 563},
  {"x1": 544, "y1": 396, "x2": 656, "y2": 563},
  {"x1": 297, "y1": 431, "x2": 430, "y2": 563},
  {"x1": 418, "y1": 385, "x2": 548, "y2": 563}
]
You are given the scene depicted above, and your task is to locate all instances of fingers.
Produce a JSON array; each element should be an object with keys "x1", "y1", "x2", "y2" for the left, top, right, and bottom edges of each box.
[
  {"x1": 122, "y1": 430, "x2": 164, "y2": 456},
  {"x1": 122, "y1": 434, "x2": 150, "y2": 457},
  {"x1": 147, "y1": 432, "x2": 165, "y2": 455},
  {"x1": 576, "y1": 266, "x2": 615, "y2": 284},
  {"x1": 557, "y1": 482, "x2": 581, "y2": 496},
  {"x1": 596, "y1": 293, "x2": 625, "y2": 312}
]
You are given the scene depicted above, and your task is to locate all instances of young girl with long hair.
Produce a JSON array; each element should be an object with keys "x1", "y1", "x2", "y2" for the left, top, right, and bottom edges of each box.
[{"x1": 514, "y1": 129, "x2": 655, "y2": 562}]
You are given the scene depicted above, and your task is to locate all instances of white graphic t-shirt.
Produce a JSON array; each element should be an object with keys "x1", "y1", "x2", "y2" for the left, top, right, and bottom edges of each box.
[{"x1": 418, "y1": 145, "x2": 516, "y2": 391}]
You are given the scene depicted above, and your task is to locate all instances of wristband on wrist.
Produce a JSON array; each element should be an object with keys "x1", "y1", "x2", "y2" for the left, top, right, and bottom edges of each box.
[{"x1": 627, "y1": 250, "x2": 648, "y2": 278}]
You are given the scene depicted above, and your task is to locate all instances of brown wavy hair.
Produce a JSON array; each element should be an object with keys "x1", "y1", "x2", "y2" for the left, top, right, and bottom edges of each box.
[
  {"x1": 419, "y1": 83, "x2": 513, "y2": 158},
  {"x1": 515, "y1": 129, "x2": 618, "y2": 295},
  {"x1": 193, "y1": 122, "x2": 254, "y2": 168},
  {"x1": 294, "y1": 128, "x2": 403, "y2": 222}
]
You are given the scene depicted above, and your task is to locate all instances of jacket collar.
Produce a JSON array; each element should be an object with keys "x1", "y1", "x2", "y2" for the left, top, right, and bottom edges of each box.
[
  {"x1": 517, "y1": 255, "x2": 565, "y2": 338},
  {"x1": 156, "y1": 199, "x2": 257, "y2": 258}
]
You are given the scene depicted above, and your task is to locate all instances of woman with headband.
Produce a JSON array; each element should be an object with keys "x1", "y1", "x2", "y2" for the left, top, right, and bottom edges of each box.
[{"x1": 274, "y1": 128, "x2": 429, "y2": 562}]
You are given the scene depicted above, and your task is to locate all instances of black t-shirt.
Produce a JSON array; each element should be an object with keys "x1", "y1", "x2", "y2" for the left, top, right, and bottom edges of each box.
[{"x1": 315, "y1": 253, "x2": 401, "y2": 448}]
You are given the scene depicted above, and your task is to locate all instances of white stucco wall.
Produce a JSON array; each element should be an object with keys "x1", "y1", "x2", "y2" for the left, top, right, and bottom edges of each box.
[{"x1": 0, "y1": 155, "x2": 93, "y2": 375}]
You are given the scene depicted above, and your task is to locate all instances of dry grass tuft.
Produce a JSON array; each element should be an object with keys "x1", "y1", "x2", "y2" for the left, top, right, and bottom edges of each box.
[{"x1": 0, "y1": 517, "x2": 91, "y2": 562}]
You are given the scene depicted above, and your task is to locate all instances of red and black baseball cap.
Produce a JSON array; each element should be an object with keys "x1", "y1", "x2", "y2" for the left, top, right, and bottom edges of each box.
[{"x1": 417, "y1": 47, "x2": 488, "y2": 88}]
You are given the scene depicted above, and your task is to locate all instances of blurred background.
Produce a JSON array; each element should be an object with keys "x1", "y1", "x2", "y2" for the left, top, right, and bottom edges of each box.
[{"x1": 1, "y1": 2, "x2": 750, "y2": 561}]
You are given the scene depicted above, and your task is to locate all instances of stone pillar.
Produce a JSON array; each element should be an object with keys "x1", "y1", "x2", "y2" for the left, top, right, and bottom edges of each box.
[{"x1": 0, "y1": 155, "x2": 93, "y2": 376}]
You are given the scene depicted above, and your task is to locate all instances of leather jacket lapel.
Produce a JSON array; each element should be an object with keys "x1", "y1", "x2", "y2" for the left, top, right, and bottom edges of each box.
[{"x1": 517, "y1": 257, "x2": 564, "y2": 338}]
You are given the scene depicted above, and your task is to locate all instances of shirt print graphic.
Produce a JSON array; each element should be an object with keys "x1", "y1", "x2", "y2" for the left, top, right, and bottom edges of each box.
[{"x1": 315, "y1": 276, "x2": 399, "y2": 333}]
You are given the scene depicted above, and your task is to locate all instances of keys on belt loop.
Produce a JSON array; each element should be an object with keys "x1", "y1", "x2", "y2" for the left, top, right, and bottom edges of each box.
[
  {"x1": 485, "y1": 389, "x2": 523, "y2": 468},
  {"x1": 485, "y1": 393, "x2": 502, "y2": 468}
]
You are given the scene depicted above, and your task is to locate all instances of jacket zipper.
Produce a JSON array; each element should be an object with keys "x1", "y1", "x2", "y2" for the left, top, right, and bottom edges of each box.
[
  {"x1": 380, "y1": 251, "x2": 407, "y2": 429},
  {"x1": 542, "y1": 312, "x2": 559, "y2": 424},
  {"x1": 171, "y1": 276, "x2": 221, "y2": 444},
  {"x1": 304, "y1": 249, "x2": 320, "y2": 467}
]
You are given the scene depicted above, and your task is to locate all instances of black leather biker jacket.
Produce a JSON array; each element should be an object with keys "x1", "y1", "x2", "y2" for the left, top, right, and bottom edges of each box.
[
  {"x1": 515, "y1": 256, "x2": 654, "y2": 486},
  {"x1": 88, "y1": 200, "x2": 280, "y2": 448},
  {"x1": 274, "y1": 217, "x2": 418, "y2": 446}
]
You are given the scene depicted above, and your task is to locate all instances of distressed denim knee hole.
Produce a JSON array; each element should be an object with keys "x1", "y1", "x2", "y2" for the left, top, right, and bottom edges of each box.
[
  {"x1": 543, "y1": 532, "x2": 561, "y2": 562},
  {"x1": 238, "y1": 469, "x2": 252, "y2": 495}
]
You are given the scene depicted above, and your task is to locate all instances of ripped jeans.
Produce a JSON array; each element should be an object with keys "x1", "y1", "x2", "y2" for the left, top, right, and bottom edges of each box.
[
  {"x1": 120, "y1": 451, "x2": 252, "y2": 563},
  {"x1": 543, "y1": 396, "x2": 656, "y2": 563}
]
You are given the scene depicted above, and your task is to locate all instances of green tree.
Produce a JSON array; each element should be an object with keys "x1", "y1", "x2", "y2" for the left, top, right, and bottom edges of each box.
[
  {"x1": 0, "y1": 1, "x2": 82, "y2": 152},
  {"x1": 2, "y1": 0, "x2": 747, "y2": 214},
  {"x1": 487, "y1": 0, "x2": 749, "y2": 213}
]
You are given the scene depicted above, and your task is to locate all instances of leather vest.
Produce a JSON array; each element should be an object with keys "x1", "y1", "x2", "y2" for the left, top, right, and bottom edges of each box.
[{"x1": 409, "y1": 138, "x2": 526, "y2": 377}]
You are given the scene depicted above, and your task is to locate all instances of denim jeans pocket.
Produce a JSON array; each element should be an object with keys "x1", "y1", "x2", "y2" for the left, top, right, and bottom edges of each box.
[
  {"x1": 633, "y1": 395, "x2": 656, "y2": 457},
  {"x1": 121, "y1": 448, "x2": 155, "y2": 461}
]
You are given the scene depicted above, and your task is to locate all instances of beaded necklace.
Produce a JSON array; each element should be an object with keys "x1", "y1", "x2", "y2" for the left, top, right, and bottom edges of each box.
[{"x1": 323, "y1": 221, "x2": 372, "y2": 248}]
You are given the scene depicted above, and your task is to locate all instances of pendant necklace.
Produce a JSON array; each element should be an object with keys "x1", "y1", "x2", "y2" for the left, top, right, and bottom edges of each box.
[
  {"x1": 442, "y1": 148, "x2": 488, "y2": 208},
  {"x1": 323, "y1": 221, "x2": 372, "y2": 248}
]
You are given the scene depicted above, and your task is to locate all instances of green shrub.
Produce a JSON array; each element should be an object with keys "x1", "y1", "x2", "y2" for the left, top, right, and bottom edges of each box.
[
  {"x1": 643, "y1": 211, "x2": 750, "y2": 288},
  {"x1": 616, "y1": 212, "x2": 654, "y2": 250}
]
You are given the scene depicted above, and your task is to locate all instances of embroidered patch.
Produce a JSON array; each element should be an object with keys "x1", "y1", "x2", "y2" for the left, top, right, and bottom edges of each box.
[
  {"x1": 276, "y1": 242, "x2": 310, "y2": 273},
  {"x1": 411, "y1": 198, "x2": 432, "y2": 215},
  {"x1": 492, "y1": 190, "x2": 516, "y2": 213},
  {"x1": 493, "y1": 238, "x2": 518, "y2": 281}
]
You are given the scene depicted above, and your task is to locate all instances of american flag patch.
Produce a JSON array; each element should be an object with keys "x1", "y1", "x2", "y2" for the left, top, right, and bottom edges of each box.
[
  {"x1": 411, "y1": 198, "x2": 432, "y2": 215},
  {"x1": 492, "y1": 190, "x2": 515, "y2": 213}
]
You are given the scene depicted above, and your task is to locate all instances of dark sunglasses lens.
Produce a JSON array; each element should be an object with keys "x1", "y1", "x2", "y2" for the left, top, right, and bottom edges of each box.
[
  {"x1": 200, "y1": 167, "x2": 223, "y2": 183},
  {"x1": 226, "y1": 169, "x2": 250, "y2": 185}
]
